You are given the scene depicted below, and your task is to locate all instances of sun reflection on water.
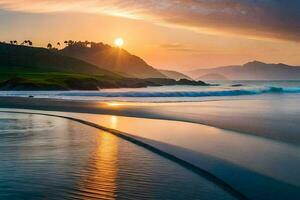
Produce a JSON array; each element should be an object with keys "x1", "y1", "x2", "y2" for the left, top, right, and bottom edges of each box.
[
  {"x1": 106, "y1": 102, "x2": 123, "y2": 107},
  {"x1": 77, "y1": 131, "x2": 119, "y2": 200},
  {"x1": 110, "y1": 116, "x2": 118, "y2": 129}
]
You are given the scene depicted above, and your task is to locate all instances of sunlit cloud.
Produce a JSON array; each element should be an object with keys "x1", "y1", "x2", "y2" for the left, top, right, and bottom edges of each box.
[
  {"x1": 160, "y1": 43, "x2": 201, "y2": 53},
  {"x1": 0, "y1": 0, "x2": 299, "y2": 41}
]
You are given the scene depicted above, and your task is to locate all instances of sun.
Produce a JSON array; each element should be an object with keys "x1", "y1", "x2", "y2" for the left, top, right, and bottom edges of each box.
[{"x1": 114, "y1": 38, "x2": 124, "y2": 47}]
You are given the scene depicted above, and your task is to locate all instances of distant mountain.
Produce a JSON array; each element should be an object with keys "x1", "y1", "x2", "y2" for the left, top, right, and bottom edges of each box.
[
  {"x1": 188, "y1": 61, "x2": 300, "y2": 80},
  {"x1": 60, "y1": 42, "x2": 166, "y2": 79},
  {"x1": 159, "y1": 69, "x2": 192, "y2": 80},
  {"x1": 0, "y1": 42, "x2": 116, "y2": 76},
  {"x1": 198, "y1": 73, "x2": 228, "y2": 80}
]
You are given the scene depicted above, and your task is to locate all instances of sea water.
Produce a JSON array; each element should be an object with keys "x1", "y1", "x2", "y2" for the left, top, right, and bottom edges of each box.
[
  {"x1": 0, "y1": 80, "x2": 300, "y2": 102},
  {"x1": 0, "y1": 81, "x2": 300, "y2": 199}
]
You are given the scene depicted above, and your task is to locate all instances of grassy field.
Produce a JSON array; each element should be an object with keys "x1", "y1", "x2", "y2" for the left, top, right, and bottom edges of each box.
[
  {"x1": 0, "y1": 71, "x2": 208, "y2": 90},
  {"x1": 0, "y1": 71, "x2": 144, "y2": 90}
]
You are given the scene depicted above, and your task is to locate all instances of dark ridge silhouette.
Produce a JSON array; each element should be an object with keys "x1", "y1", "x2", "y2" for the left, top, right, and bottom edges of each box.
[
  {"x1": 0, "y1": 42, "x2": 117, "y2": 75},
  {"x1": 0, "y1": 43, "x2": 208, "y2": 90},
  {"x1": 188, "y1": 61, "x2": 300, "y2": 80},
  {"x1": 159, "y1": 69, "x2": 193, "y2": 80},
  {"x1": 60, "y1": 41, "x2": 166, "y2": 79}
]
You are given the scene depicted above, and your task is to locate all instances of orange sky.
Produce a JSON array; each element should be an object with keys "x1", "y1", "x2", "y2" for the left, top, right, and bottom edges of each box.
[{"x1": 0, "y1": 0, "x2": 300, "y2": 71}]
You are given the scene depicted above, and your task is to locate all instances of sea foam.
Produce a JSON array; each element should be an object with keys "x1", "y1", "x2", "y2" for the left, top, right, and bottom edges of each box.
[{"x1": 57, "y1": 86, "x2": 300, "y2": 98}]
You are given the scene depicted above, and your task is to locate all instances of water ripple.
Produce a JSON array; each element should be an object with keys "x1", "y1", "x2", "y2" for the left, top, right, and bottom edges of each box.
[{"x1": 0, "y1": 113, "x2": 238, "y2": 200}]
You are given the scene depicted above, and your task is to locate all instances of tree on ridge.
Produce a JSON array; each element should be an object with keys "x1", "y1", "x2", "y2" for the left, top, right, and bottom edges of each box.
[{"x1": 47, "y1": 43, "x2": 52, "y2": 49}]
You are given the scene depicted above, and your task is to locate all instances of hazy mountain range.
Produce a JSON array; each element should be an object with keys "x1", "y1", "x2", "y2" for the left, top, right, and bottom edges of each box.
[
  {"x1": 159, "y1": 69, "x2": 192, "y2": 80},
  {"x1": 1, "y1": 40, "x2": 300, "y2": 90},
  {"x1": 197, "y1": 73, "x2": 228, "y2": 81},
  {"x1": 187, "y1": 61, "x2": 300, "y2": 80}
]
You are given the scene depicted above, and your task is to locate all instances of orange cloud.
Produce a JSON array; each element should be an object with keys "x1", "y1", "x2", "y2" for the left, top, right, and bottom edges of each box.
[{"x1": 0, "y1": 0, "x2": 299, "y2": 42}]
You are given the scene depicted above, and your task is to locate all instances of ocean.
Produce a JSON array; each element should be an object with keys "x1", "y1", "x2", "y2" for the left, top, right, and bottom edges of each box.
[
  {"x1": 0, "y1": 80, "x2": 299, "y2": 199},
  {"x1": 1, "y1": 80, "x2": 300, "y2": 102}
]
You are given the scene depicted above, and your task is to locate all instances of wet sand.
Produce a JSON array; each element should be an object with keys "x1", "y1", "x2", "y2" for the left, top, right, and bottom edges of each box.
[
  {"x1": 1, "y1": 95, "x2": 300, "y2": 200},
  {"x1": 0, "y1": 95, "x2": 300, "y2": 145},
  {"x1": 0, "y1": 112, "x2": 239, "y2": 200},
  {"x1": 0, "y1": 108, "x2": 299, "y2": 200}
]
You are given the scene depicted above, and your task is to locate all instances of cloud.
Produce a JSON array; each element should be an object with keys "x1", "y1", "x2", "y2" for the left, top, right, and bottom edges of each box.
[
  {"x1": 0, "y1": 0, "x2": 299, "y2": 41},
  {"x1": 160, "y1": 43, "x2": 200, "y2": 52}
]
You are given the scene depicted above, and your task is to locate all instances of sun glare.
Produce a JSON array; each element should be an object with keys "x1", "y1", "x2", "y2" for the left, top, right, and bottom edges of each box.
[
  {"x1": 106, "y1": 102, "x2": 123, "y2": 107},
  {"x1": 114, "y1": 38, "x2": 124, "y2": 47}
]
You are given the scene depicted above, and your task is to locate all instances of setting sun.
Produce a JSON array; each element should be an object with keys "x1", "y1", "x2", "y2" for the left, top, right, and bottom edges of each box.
[{"x1": 114, "y1": 38, "x2": 124, "y2": 47}]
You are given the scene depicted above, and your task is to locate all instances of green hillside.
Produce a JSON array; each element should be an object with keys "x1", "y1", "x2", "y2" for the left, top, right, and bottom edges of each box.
[
  {"x1": 0, "y1": 43, "x2": 207, "y2": 90},
  {"x1": 0, "y1": 43, "x2": 117, "y2": 76}
]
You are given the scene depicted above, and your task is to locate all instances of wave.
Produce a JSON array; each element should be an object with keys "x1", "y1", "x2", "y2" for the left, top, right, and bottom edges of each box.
[{"x1": 57, "y1": 86, "x2": 300, "y2": 98}]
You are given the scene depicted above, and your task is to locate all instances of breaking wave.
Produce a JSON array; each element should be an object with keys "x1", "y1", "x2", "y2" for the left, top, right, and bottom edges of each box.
[{"x1": 58, "y1": 86, "x2": 300, "y2": 98}]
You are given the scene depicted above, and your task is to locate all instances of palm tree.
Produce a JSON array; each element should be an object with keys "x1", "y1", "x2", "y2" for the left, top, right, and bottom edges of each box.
[
  {"x1": 68, "y1": 40, "x2": 74, "y2": 46},
  {"x1": 10, "y1": 41, "x2": 14, "y2": 44},
  {"x1": 13, "y1": 40, "x2": 18, "y2": 45},
  {"x1": 21, "y1": 40, "x2": 28, "y2": 45},
  {"x1": 84, "y1": 40, "x2": 91, "y2": 47},
  {"x1": 28, "y1": 40, "x2": 33, "y2": 46},
  {"x1": 57, "y1": 42, "x2": 61, "y2": 46},
  {"x1": 47, "y1": 43, "x2": 52, "y2": 49}
]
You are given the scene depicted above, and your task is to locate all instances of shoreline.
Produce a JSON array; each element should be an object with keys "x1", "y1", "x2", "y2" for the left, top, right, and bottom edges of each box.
[
  {"x1": 1, "y1": 108, "x2": 299, "y2": 200},
  {"x1": 0, "y1": 95, "x2": 299, "y2": 145},
  {"x1": 0, "y1": 109, "x2": 248, "y2": 200},
  {"x1": 1, "y1": 94, "x2": 300, "y2": 200}
]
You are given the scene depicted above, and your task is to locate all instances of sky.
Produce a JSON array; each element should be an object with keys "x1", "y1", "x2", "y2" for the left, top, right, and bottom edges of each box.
[{"x1": 0, "y1": 0, "x2": 300, "y2": 71}]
